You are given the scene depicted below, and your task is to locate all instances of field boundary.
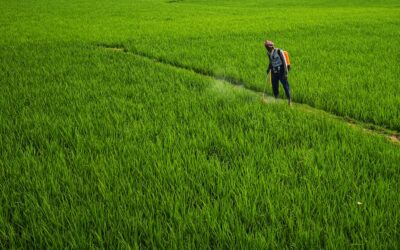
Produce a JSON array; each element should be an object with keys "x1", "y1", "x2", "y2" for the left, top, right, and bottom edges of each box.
[{"x1": 97, "y1": 44, "x2": 400, "y2": 145}]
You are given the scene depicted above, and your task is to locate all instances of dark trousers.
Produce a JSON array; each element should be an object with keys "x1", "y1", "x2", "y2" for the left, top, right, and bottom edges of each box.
[{"x1": 272, "y1": 69, "x2": 291, "y2": 101}]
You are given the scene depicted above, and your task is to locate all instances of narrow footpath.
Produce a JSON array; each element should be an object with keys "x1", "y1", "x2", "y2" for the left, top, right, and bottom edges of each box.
[{"x1": 98, "y1": 44, "x2": 399, "y2": 145}]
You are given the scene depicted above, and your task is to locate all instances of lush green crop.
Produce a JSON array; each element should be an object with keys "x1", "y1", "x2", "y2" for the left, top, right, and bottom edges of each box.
[
  {"x1": 126, "y1": 1, "x2": 400, "y2": 130},
  {"x1": 1, "y1": 0, "x2": 399, "y2": 248},
  {"x1": 5, "y1": 0, "x2": 397, "y2": 129}
]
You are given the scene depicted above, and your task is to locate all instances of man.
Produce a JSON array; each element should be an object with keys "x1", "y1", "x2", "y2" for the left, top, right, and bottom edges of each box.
[{"x1": 265, "y1": 40, "x2": 291, "y2": 105}]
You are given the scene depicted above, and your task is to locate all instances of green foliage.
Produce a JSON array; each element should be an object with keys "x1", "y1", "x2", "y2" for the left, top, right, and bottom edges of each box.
[{"x1": 0, "y1": 0, "x2": 399, "y2": 248}]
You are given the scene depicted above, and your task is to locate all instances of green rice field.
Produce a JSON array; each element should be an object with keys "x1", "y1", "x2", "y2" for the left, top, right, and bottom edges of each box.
[{"x1": 0, "y1": 0, "x2": 399, "y2": 248}]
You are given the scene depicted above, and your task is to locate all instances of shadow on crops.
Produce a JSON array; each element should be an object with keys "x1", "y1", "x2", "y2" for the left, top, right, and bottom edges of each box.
[{"x1": 166, "y1": 0, "x2": 184, "y2": 3}]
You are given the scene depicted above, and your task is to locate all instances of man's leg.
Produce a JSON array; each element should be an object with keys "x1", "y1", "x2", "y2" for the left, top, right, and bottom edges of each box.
[
  {"x1": 280, "y1": 75, "x2": 291, "y2": 103},
  {"x1": 271, "y1": 73, "x2": 279, "y2": 98}
]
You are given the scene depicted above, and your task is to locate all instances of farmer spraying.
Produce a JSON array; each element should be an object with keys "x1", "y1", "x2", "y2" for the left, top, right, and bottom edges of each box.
[{"x1": 265, "y1": 40, "x2": 291, "y2": 105}]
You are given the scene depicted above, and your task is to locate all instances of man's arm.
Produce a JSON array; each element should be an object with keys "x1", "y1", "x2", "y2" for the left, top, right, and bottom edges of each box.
[{"x1": 267, "y1": 61, "x2": 272, "y2": 74}]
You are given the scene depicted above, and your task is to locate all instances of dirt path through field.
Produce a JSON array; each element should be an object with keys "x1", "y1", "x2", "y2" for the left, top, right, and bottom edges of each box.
[{"x1": 99, "y1": 44, "x2": 400, "y2": 145}]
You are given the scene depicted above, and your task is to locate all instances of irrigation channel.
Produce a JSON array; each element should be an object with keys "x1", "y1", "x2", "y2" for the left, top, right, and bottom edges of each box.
[{"x1": 98, "y1": 44, "x2": 399, "y2": 145}]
